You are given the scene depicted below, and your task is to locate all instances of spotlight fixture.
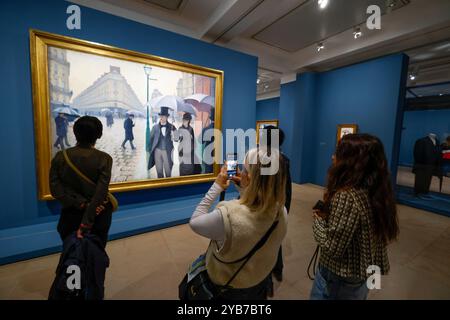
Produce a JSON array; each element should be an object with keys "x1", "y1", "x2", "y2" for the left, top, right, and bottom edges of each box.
[
  {"x1": 387, "y1": 0, "x2": 396, "y2": 8},
  {"x1": 353, "y1": 27, "x2": 362, "y2": 39},
  {"x1": 317, "y1": 42, "x2": 325, "y2": 52},
  {"x1": 264, "y1": 84, "x2": 269, "y2": 89},
  {"x1": 318, "y1": 0, "x2": 329, "y2": 10},
  {"x1": 409, "y1": 73, "x2": 416, "y2": 81},
  {"x1": 256, "y1": 78, "x2": 261, "y2": 84}
]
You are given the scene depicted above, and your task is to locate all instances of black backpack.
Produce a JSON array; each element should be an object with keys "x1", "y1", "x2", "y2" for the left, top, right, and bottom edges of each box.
[{"x1": 48, "y1": 233, "x2": 109, "y2": 300}]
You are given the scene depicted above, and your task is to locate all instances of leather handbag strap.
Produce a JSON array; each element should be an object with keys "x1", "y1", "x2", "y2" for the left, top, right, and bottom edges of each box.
[{"x1": 62, "y1": 150, "x2": 118, "y2": 212}]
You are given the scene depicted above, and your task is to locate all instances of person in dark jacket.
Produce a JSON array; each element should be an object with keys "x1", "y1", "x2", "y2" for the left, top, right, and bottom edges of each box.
[
  {"x1": 442, "y1": 136, "x2": 450, "y2": 177},
  {"x1": 106, "y1": 112, "x2": 114, "y2": 128},
  {"x1": 178, "y1": 112, "x2": 197, "y2": 176},
  {"x1": 413, "y1": 134, "x2": 441, "y2": 196},
  {"x1": 122, "y1": 114, "x2": 135, "y2": 150},
  {"x1": 201, "y1": 107, "x2": 215, "y2": 174},
  {"x1": 262, "y1": 126, "x2": 291, "y2": 297},
  {"x1": 148, "y1": 107, "x2": 176, "y2": 178},
  {"x1": 54, "y1": 113, "x2": 70, "y2": 149},
  {"x1": 49, "y1": 116, "x2": 113, "y2": 248},
  {"x1": 48, "y1": 233, "x2": 109, "y2": 300}
]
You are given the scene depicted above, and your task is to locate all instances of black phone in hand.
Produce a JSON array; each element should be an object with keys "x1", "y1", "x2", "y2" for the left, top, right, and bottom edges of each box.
[{"x1": 313, "y1": 200, "x2": 324, "y2": 211}]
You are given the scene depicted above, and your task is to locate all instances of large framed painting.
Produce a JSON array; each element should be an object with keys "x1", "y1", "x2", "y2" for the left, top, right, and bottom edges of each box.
[
  {"x1": 30, "y1": 30, "x2": 223, "y2": 200},
  {"x1": 336, "y1": 124, "x2": 358, "y2": 144},
  {"x1": 256, "y1": 120, "x2": 279, "y2": 145}
]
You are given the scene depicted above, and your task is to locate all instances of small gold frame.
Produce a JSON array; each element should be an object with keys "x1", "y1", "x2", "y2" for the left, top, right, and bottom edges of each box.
[
  {"x1": 256, "y1": 120, "x2": 279, "y2": 145},
  {"x1": 336, "y1": 124, "x2": 359, "y2": 144},
  {"x1": 30, "y1": 29, "x2": 223, "y2": 200}
]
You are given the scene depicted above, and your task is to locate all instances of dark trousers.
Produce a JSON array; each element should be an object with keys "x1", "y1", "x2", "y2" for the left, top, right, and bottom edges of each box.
[
  {"x1": 217, "y1": 277, "x2": 269, "y2": 300},
  {"x1": 122, "y1": 138, "x2": 135, "y2": 149},
  {"x1": 273, "y1": 246, "x2": 284, "y2": 275},
  {"x1": 54, "y1": 136, "x2": 66, "y2": 150},
  {"x1": 57, "y1": 206, "x2": 112, "y2": 248},
  {"x1": 179, "y1": 163, "x2": 194, "y2": 176},
  {"x1": 414, "y1": 166, "x2": 433, "y2": 195}
]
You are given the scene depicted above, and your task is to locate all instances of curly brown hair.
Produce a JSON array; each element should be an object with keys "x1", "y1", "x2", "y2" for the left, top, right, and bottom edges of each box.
[{"x1": 324, "y1": 133, "x2": 399, "y2": 243}]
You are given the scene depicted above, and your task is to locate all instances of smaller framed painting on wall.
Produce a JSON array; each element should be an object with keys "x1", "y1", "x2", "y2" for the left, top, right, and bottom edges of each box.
[
  {"x1": 337, "y1": 124, "x2": 358, "y2": 144},
  {"x1": 256, "y1": 120, "x2": 279, "y2": 145}
]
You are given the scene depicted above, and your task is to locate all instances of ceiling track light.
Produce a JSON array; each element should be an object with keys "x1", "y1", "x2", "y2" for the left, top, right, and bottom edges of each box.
[
  {"x1": 353, "y1": 27, "x2": 362, "y2": 39},
  {"x1": 387, "y1": 0, "x2": 396, "y2": 8},
  {"x1": 318, "y1": 0, "x2": 329, "y2": 10},
  {"x1": 256, "y1": 78, "x2": 261, "y2": 85},
  {"x1": 317, "y1": 42, "x2": 325, "y2": 52},
  {"x1": 409, "y1": 73, "x2": 416, "y2": 81}
]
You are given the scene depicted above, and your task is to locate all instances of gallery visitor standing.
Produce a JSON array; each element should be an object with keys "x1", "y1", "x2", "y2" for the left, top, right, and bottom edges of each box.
[
  {"x1": 262, "y1": 125, "x2": 292, "y2": 296},
  {"x1": 310, "y1": 134, "x2": 399, "y2": 300},
  {"x1": 49, "y1": 116, "x2": 114, "y2": 247},
  {"x1": 183, "y1": 148, "x2": 288, "y2": 300}
]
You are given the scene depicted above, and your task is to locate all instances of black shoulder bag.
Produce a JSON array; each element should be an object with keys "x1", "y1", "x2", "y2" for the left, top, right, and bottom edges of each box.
[{"x1": 179, "y1": 220, "x2": 279, "y2": 300}]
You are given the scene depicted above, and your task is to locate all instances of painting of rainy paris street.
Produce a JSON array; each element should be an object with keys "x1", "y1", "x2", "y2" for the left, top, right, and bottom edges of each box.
[{"x1": 48, "y1": 46, "x2": 216, "y2": 184}]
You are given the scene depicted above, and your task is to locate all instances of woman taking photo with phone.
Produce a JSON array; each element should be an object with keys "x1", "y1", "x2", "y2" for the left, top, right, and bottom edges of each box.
[
  {"x1": 310, "y1": 134, "x2": 399, "y2": 300},
  {"x1": 185, "y1": 147, "x2": 288, "y2": 300}
]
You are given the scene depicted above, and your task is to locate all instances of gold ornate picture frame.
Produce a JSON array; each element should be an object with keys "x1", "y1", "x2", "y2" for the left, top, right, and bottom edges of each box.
[{"x1": 30, "y1": 30, "x2": 223, "y2": 200}]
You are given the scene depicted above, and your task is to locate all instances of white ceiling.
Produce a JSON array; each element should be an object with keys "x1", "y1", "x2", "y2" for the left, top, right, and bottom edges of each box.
[
  {"x1": 407, "y1": 82, "x2": 450, "y2": 98},
  {"x1": 253, "y1": 0, "x2": 408, "y2": 52},
  {"x1": 406, "y1": 40, "x2": 450, "y2": 87},
  {"x1": 69, "y1": 0, "x2": 450, "y2": 97}
]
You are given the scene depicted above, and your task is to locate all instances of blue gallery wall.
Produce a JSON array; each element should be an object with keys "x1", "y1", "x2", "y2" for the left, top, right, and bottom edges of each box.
[
  {"x1": 0, "y1": 0, "x2": 257, "y2": 263},
  {"x1": 256, "y1": 97, "x2": 279, "y2": 120},
  {"x1": 399, "y1": 109, "x2": 450, "y2": 166},
  {"x1": 279, "y1": 54, "x2": 408, "y2": 186}
]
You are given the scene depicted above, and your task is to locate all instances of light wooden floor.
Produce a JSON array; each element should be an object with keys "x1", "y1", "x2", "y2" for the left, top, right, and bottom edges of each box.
[{"x1": 1, "y1": 184, "x2": 449, "y2": 299}]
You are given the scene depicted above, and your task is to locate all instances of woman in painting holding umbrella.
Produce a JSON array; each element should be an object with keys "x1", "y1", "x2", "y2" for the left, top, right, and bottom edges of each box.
[{"x1": 178, "y1": 112, "x2": 201, "y2": 176}]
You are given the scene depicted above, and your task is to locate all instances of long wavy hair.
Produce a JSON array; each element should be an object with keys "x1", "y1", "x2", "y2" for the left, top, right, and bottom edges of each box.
[
  {"x1": 324, "y1": 134, "x2": 399, "y2": 243},
  {"x1": 239, "y1": 147, "x2": 287, "y2": 216}
]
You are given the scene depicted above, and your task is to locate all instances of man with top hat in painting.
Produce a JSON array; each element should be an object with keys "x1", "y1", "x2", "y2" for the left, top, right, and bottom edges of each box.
[{"x1": 148, "y1": 106, "x2": 177, "y2": 178}]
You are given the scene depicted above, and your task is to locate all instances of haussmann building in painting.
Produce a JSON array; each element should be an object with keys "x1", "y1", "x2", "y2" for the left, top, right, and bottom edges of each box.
[{"x1": 72, "y1": 65, "x2": 143, "y2": 115}]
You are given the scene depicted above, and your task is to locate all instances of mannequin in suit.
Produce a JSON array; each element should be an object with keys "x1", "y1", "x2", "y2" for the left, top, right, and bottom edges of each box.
[{"x1": 413, "y1": 133, "x2": 441, "y2": 196}]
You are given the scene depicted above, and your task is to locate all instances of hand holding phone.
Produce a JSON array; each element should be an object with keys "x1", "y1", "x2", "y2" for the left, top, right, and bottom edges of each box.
[
  {"x1": 226, "y1": 153, "x2": 238, "y2": 179},
  {"x1": 215, "y1": 165, "x2": 230, "y2": 190},
  {"x1": 313, "y1": 200, "x2": 324, "y2": 211},
  {"x1": 313, "y1": 200, "x2": 327, "y2": 219}
]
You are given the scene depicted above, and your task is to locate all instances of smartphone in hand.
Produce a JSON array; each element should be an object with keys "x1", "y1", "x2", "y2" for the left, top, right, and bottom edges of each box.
[
  {"x1": 313, "y1": 200, "x2": 325, "y2": 211},
  {"x1": 226, "y1": 153, "x2": 238, "y2": 179}
]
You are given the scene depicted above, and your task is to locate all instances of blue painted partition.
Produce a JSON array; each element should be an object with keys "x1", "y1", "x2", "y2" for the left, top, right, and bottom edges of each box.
[
  {"x1": 256, "y1": 97, "x2": 280, "y2": 120},
  {"x1": 0, "y1": 0, "x2": 257, "y2": 264},
  {"x1": 279, "y1": 54, "x2": 409, "y2": 186}
]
